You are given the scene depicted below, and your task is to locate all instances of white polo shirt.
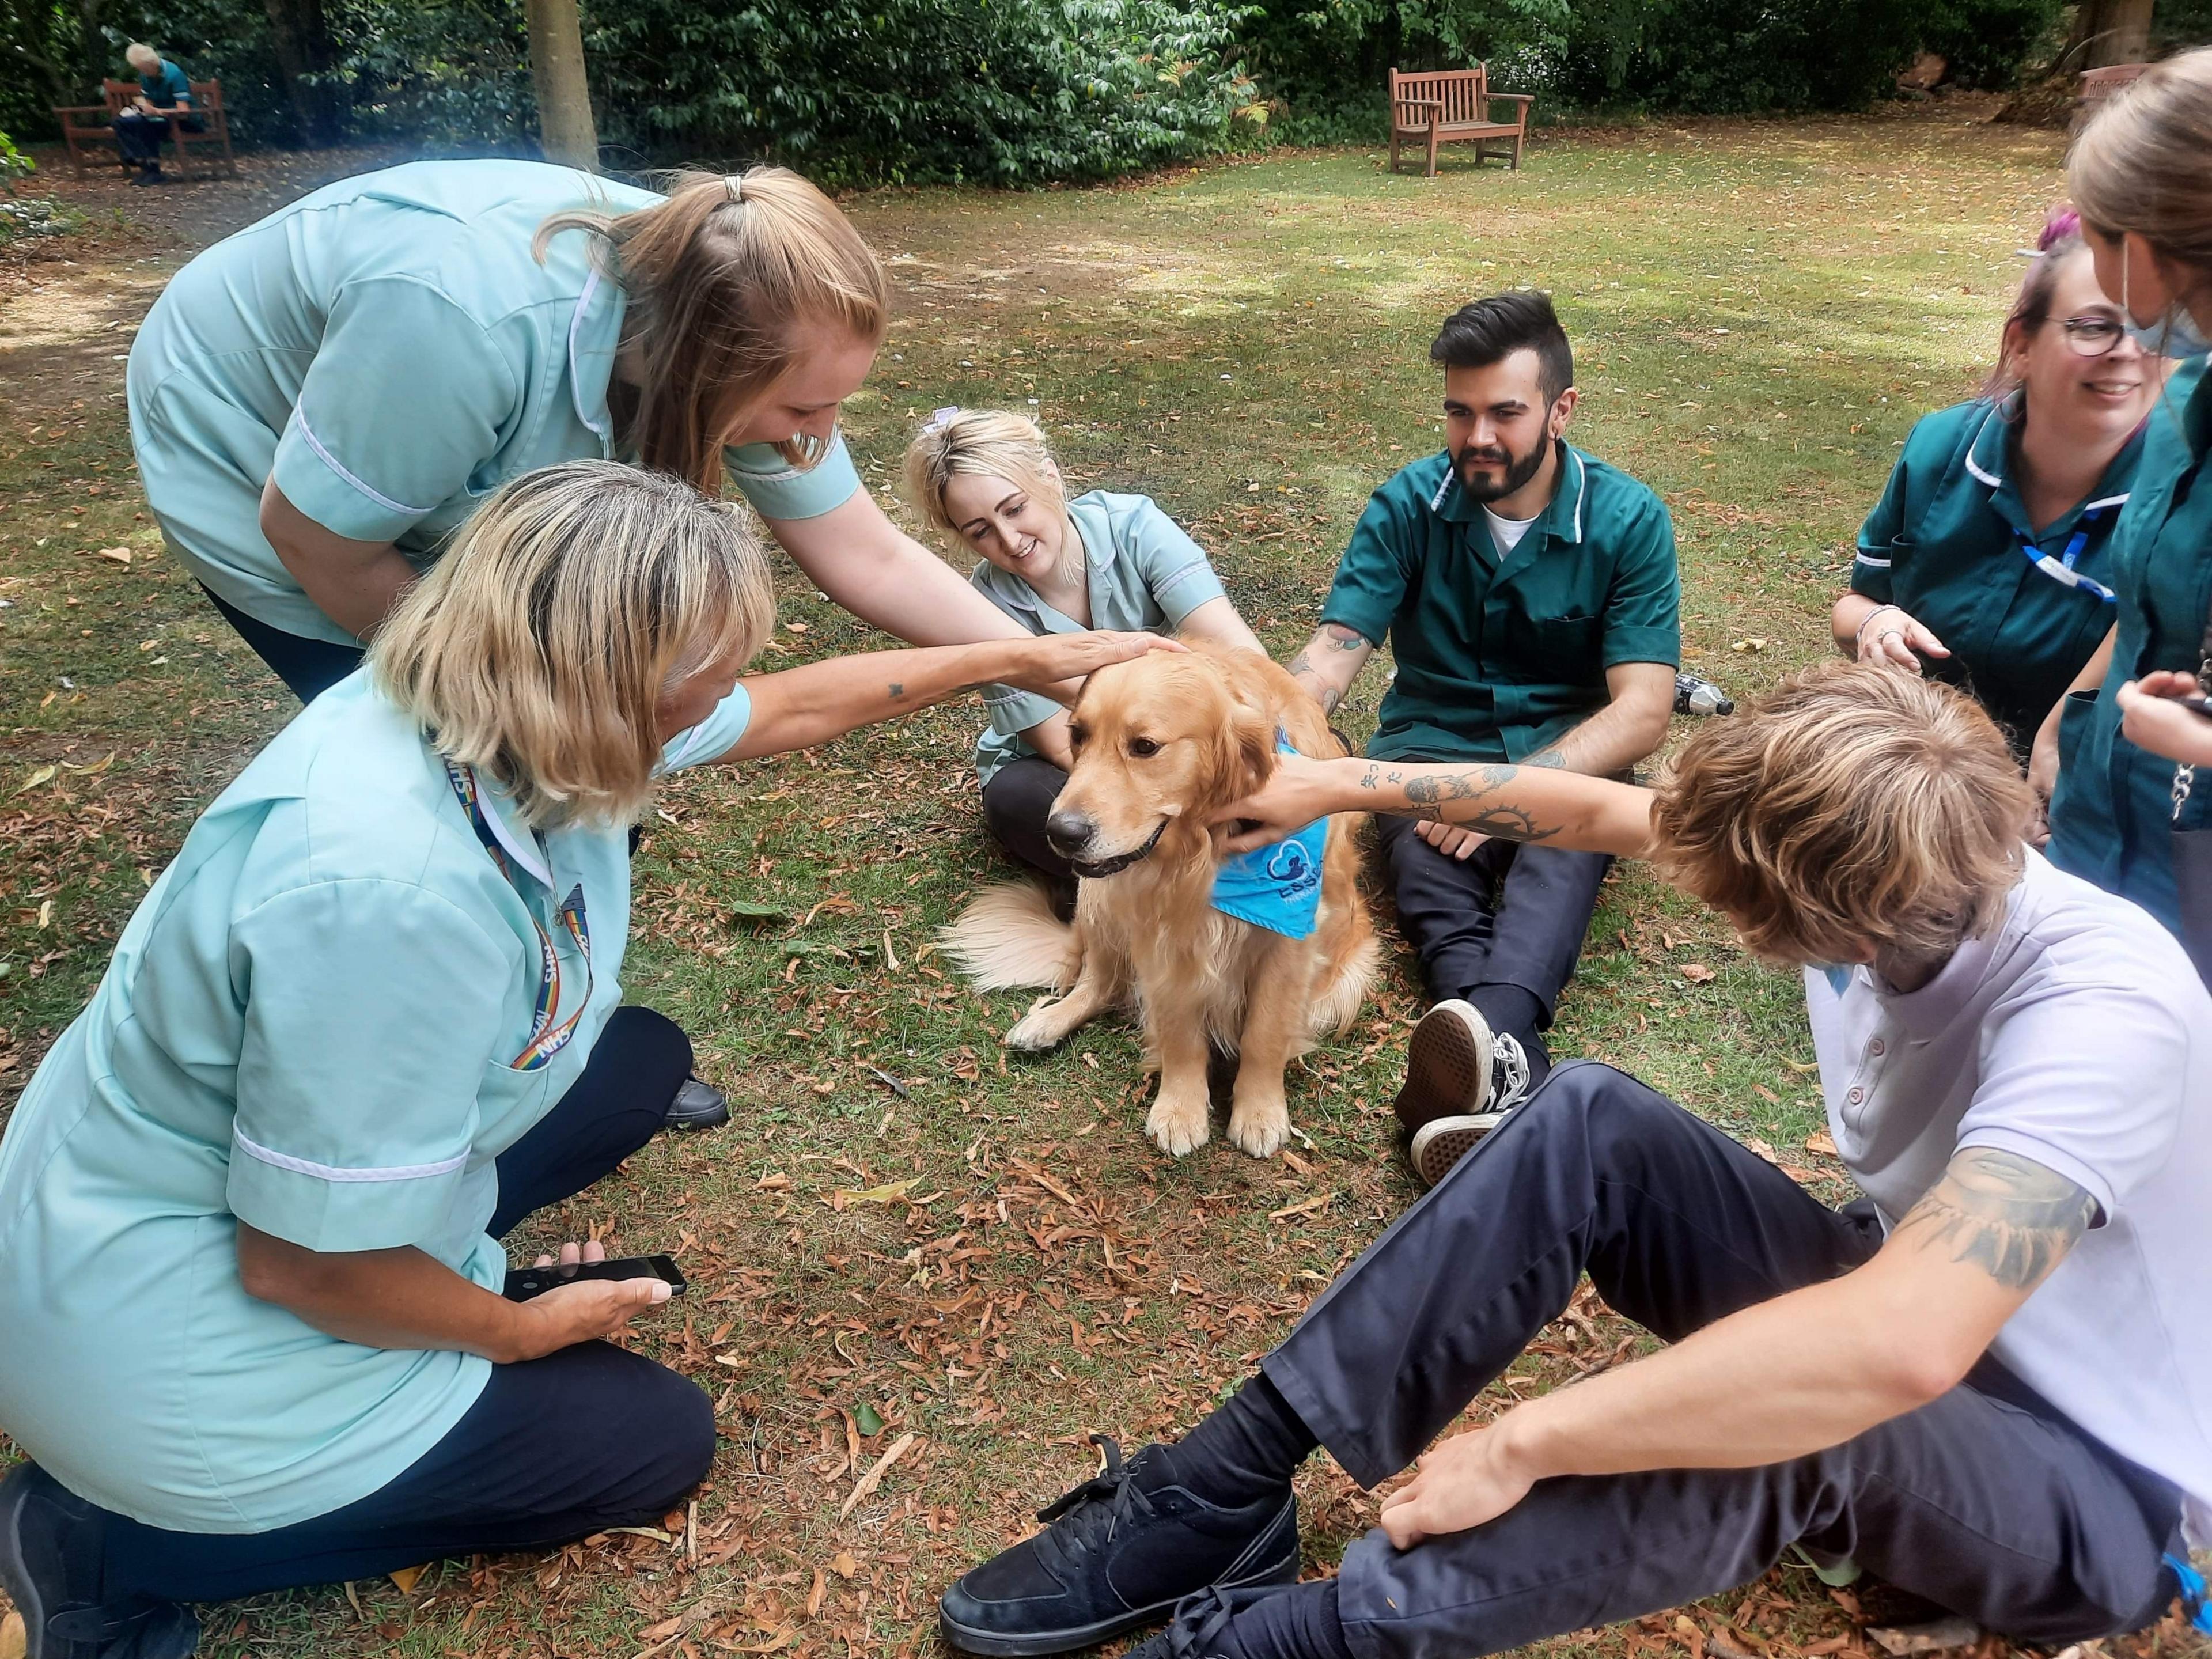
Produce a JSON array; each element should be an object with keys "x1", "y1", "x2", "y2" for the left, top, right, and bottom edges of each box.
[{"x1": 1805, "y1": 849, "x2": 2211, "y2": 1543}]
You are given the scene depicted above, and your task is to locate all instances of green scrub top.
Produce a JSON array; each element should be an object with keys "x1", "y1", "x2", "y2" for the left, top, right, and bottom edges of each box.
[
  {"x1": 2049, "y1": 360, "x2": 2212, "y2": 934},
  {"x1": 969, "y1": 490, "x2": 1228, "y2": 784},
  {"x1": 126, "y1": 160, "x2": 861, "y2": 647},
  {"x1": 1854, "y1": 399, "x2": 2138, "y2": 756},
  {"x1": 0, "y1": 671, "x2": 752, "y2": 1533},
  {"x1": 138, "y1": 59, "x2": 192, "y2": 107},
  {"x1": 1321, "y1": 444, "x2": 1680, "y2": 763}
]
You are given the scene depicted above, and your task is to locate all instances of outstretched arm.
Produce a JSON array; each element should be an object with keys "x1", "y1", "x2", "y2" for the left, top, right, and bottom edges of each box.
[
  {"x1": 724, "y1": 632, "x2": 1172, "y2": 762},
  {"x1": 1285, "y1": 623, "x2": 1376, "y2": 715},
  {"x1": 1217, "y1": 751, "x2": 1653, "y2": 858},
  {"x1": 764, "y1": 490, "x2": 1041, "y2": 647},
  {"x1": 1377, "y1": 1146, "x2": 2095, "y2": 1544}
]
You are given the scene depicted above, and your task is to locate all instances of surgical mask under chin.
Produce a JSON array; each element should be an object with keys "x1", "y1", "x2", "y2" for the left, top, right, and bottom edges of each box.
[{"x1": 2120, "y1": 257, "x2": 2212, "y2": 360}]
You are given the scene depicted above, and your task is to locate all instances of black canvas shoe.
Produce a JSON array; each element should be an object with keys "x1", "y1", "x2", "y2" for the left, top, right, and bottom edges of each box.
[
  {"x1": 0, "y1": 1465, "x2": 200, "y2": 1658},
  {"x1": 938, "y1": 1437, "x2": 1300, "y2": 1657},
  {"x1": 664, "y1": 1075, "x2": 730, "y2": 1131}
]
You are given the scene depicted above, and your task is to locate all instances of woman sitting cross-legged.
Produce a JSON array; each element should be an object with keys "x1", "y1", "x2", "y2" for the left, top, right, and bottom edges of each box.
[
  {"x1": 1832, "y1": 205, "x2": 2161, "y2": 773},
  {"x1": 902, "y1": 408, "x2": 1266, "y2": 907},
  {"x1": 0, "y1": 460, "x2": 1168, "y2": 1659}
]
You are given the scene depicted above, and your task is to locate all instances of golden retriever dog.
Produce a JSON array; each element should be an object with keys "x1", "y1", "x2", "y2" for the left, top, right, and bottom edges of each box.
[{"x1": 942, "y1": 642, "x2": 1377, "y2": 1158}]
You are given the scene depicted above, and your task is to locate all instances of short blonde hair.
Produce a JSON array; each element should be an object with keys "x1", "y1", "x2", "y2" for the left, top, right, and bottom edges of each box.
[
  {"x1": 901, "y1": 408, "x2": 1067, "y2": 540},
  {"x1": 370, "y1": 461, "x2": 775, "y2": 831},
  {"x1": 1650, "y1": 662, "x2": 2032, "y2": 965},
  {"x1": 536, "y1": 168, "x2": 888, "y2": 497},
  {"x1": 124, "y1": 43, "x2": 162, "y2": 71},
  {"x1": 2070, "y1": 48, "x2": 2212, "y2": 291}
]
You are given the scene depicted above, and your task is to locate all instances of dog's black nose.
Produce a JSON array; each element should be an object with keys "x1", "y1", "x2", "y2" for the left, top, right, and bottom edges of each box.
[{"x1": 1044, "y1": 810, "x2": 1096, "y2": 856}]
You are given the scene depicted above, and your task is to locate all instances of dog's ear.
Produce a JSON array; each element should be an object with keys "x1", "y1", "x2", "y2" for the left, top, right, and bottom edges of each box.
[{"x1": 1199, "y1": 697, "x2": 1277, "y2": 815}]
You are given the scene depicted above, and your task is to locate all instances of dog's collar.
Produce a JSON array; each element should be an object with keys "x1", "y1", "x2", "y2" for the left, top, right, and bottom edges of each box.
[{"x1": 1069, "y1": 818, "x2": 1166, "y2": 879}]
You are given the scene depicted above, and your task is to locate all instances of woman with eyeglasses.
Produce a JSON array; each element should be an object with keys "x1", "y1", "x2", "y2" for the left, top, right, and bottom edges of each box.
[{"x1": 1831, "y1": 207, "x2": 2161, "y2": 766}]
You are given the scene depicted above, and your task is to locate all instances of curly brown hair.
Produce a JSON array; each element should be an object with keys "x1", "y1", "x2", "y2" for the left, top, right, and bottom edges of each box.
[{"x1": 1650, "y1": 662, "x2": 2032, "y2": 966}]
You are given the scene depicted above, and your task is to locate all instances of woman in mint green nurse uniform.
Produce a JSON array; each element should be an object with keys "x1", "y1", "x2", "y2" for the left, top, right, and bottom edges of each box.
[
  {"x1": 2042, "y1": 50, "x2": 2212, "y2": 936},
  {"x1": 127, "y1": 160, "x2": 1033, "y2": 703},
  {"x1": 1830, "y1": 209, "x2": 2158, "y2": 763},
  {"x1": 0, "y1": 463, "x2": 1164, "y2": 1659}
]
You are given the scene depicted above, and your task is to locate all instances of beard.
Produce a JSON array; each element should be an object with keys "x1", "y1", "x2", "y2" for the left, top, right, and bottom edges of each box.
[{"x1": 1453, "y1": 434, "x2": 1550, "y2": 503}]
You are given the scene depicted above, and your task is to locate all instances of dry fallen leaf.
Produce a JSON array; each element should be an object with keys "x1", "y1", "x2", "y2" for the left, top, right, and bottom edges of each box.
[
  {"x1": 840, "y1": 1430, "x2": 918, "y2": 1519},
  {"x1": 830, "y1": 1550, "x2": 859, "y2": 1577},
  {"x1": 834, "y1": 1177, "x2": 917, "y2": 1207},
  {"x1": 1680, "y1": 963, "x2": 1716, "y2": 984},
  {"x1": 1866, "y1": 1618, "x2": 1982, "y2": 1656},
  {"x1": 806, "y1": 1567, "x2": 828, "y2": 1617},
  {"x1": 1806, "y1": 1131, "x2": 1839, "y2": 1156},
  {"x1": 388, "y1": 1563, "x2": 425, "y2": 1594},
  {"x1": 14, "y1": 764, "x2": 57, "y2": 795},
  {"x1": 93, "y1": 547, "x2": 131, "y2": 566}
]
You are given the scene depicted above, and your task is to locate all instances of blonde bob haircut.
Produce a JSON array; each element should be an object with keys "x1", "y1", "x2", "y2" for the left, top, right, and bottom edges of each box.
[
  {"x1": 535, "y1": 167, "x2": 889, "y2": 497},
  {"x1": 902, "y1": 408, "x2": 1071, "y2": 550},
  {"x1": 371, "y1": 461, "x2": 775, "y2": 831},
  {"x1": 1650, "y1": 662, "x2": 2033, "y2": 967},
  {"x1": 2069, "y1": 48, "x2": 2212, "y2": 294}
]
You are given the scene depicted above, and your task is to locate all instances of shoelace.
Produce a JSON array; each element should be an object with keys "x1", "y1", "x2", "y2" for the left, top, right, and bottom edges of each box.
[
  {"x1": 1152, "y1": 1585, "x2": 1289, "y2": 1657},
  {"x1": 1489, "y1": 1032, "x2": 1533, "y2": 1113},
  {"x1": 1035, "y1": 1435, "x2": 1159, "y2": 1557}
]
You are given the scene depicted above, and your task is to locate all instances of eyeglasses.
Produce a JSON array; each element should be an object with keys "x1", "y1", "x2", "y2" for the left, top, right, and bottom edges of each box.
[{"x1": 2054, "y1": 315, "x2": 2126, "y2": 357}]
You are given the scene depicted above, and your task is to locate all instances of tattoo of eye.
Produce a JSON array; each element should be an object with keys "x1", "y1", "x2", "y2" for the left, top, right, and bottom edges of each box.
[
  {"x1": 1893, "y1": 1147, "x2": 2096, "y2": 1291},
  {"x1": 888, "y1": 682, "x2": 906, "y2": 700}
]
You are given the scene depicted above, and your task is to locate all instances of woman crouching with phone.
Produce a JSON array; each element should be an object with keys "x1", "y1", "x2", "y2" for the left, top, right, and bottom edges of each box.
[{"x1": 0, "y1": 461, "x2": 1167, "y2": 1659}]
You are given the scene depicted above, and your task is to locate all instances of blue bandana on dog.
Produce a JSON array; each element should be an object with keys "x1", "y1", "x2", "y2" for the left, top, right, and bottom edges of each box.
[{"x1": 1211, "y1": 739, "x2": 1328, "y2": 938}]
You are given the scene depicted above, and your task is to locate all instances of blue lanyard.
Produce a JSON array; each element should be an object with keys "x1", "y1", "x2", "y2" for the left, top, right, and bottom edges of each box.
[{"x1": 2012, "y1": 501, "x2": 2118, "y2": 604}]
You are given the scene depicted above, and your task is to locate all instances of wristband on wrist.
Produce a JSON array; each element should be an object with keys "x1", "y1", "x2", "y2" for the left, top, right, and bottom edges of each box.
[{"x1": 1854, "y1": 604, "x2": 1902, "y2": 653}]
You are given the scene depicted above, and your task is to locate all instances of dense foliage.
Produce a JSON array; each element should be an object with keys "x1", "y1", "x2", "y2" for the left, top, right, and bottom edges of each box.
[{"x1": 3, "y1": 0, "x2": 2167, "y2": 182}]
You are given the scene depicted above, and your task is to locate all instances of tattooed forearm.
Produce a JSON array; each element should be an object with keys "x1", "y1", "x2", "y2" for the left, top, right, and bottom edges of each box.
[
  {"x1": 1893, "y1": 1147, "x2": 2096, "y2": 1291},
  {"x1": 1400, "y1": 768, "x2": 1561, "y2": 842},
  {"x1": 1321, "y1": 624, "x2": 1367, "y2": 650},
  {"x1": 1287, "y1": 650, "x2": 1343, "y2": 714}
]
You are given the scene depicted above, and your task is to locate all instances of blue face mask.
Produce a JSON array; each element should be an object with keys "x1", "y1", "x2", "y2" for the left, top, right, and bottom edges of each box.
[{"x1": 2121, "y1": 256, "x2": 2212, "y2": 360}]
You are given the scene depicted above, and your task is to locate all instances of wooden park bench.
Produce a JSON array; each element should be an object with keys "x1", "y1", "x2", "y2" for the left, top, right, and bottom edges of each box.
[
  {"x1": 52, "y1": 78, "x2": 238, "y2": 180},
  {"x1": 1388, "y1": 66, "x2": 1532, "y2": 177}
]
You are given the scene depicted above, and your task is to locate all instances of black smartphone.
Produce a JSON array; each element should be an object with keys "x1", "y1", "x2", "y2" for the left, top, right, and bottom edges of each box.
[{"x1": 502, "y1": 1253, "x2": 687, "y2": 1302}]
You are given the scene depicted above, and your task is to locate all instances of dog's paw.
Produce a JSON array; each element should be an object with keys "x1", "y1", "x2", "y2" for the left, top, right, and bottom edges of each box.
[
  {"x1": 1227, "y1": 1095, "x2": 1291, "y2": 1159},
  {"x1": 1006, "y1": 995, "x2": 1071, "y2": 1051},
  {"x1": 1146, "y1": 1088, "x2": 1211, "y2": 1157}
]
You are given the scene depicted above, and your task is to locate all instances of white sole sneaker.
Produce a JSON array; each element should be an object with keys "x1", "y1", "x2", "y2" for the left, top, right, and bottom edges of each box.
[
  {"x1": 1408, "y1": 1111, "x2": 1510, "y2": 1187},
  {"x1": 1391, "y1": 999, "x2": 1494, "y2": 1138}
]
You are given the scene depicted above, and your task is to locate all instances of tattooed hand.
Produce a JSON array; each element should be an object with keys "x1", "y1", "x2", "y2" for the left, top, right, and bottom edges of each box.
[{"x1": 1892, "y1": 1147, "x2": 2096, "y2": 1293}]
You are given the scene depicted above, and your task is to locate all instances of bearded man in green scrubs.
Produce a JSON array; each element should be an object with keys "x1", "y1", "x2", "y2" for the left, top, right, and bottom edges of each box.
[{"x1": 1286, "y1": 291, "x2": 1680, "y2": 1179}]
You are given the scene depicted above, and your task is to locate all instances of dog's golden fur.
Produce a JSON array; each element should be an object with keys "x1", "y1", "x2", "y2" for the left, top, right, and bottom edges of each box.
[{"x1": 942, "y1": 643, "x2": 1377, "y2": 1158}]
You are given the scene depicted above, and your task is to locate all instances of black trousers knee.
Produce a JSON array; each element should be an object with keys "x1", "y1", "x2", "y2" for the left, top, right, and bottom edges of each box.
[
  {"x1": 199, "y1": 582, "x2": 365, "y2": 703},
  {"x1": 982, "y1": 755, "x2": 1075, "y2": 887},
  {"x1": 1263, "y1": 1062, "x2": 2183, "y2": 1659},
  {"x1": 92, "y1": 1007, "x2": 709, "y2": 1605},
  {"x1": 1374, "y1": 809, "x2": 1610, "y2": 1028}
]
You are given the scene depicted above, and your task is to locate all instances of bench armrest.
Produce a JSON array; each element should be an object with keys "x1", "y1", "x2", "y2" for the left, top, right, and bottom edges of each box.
[
  {"x1": 1394, "y1": 97, "x2": 1446, "y2": 119},
  {"x1": 1485, "y1": 92, "x2": 1535, "y2": 108},
  {"x1": 52, "y1": 104, "x2": 114, "y2": 117}
]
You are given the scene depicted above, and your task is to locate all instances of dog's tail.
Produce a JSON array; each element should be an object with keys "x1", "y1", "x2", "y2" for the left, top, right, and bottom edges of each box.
[
  {"x1": 939, "y1": 881, "x2": 1079, "y2": 991},
  {"x1": 1310, "y1": 926, "x2": 1380, "y2": 1038}
]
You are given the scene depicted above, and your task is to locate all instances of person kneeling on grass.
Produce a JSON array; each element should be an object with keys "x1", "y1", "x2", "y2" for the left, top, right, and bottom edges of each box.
[
  {"x1": 902, "y1": 407, "x2": 1266, "y2": 910},
  {"x1": 0, "y1": 460, "x2": 1171, "y2": 1659},
  {"x1": 937, "y1": 661, "x2": 2210, "y2": 1659}
]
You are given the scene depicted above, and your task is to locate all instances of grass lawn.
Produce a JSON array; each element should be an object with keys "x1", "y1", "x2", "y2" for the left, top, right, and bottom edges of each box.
[{"x1": 1, "y1": 110, "x2": 2203, "y2": 1659}]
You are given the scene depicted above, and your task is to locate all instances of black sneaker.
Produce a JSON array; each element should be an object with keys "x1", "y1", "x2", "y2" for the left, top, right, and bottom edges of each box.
[
  {"x1": 663, "y1": 1075, "x2": 729, "y2": 1132},
  {"x1": 938, "y1": 1437, "x2": 1300, "y2": 1657},
  {"x1": 1124, "y1": 1585, "x2": 1305, "y2": 1658},
  {"x1": 0, "y1": 1465, "x2": 200, "y2": 1658}
]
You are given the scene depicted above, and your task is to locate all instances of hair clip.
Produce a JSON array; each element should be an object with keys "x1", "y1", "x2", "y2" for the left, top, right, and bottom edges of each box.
[
  {"x1": 924, "y1": 406, "x2": 960, "y2": 435},
  {"x1": 723, "y1": 175, "x2": 745, "y2": 205}
]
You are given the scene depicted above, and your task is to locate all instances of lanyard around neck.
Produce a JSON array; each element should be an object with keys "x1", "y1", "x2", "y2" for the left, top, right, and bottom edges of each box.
[
  {"x1": 444, "y1": 761, "x2": 594, "y2": 1071},
  {"x1": 2011, "y1": 499, "x2": 2119, "y2": 604}
]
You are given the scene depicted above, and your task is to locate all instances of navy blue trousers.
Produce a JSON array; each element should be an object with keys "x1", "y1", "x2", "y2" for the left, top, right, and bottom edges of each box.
[
  {"x1": 1262, "y1": 1062, "x2": 2183, "y2": 1659},
  {"x1": 1373, "y1": 809, "x2": 1610, "y2": 1030},
  {"x1": 92, "y1": 1007, "x2": 710, "y2": 1604},
  {"x1": 199, "y1": 583, "x2": 363, "y2": 703}
]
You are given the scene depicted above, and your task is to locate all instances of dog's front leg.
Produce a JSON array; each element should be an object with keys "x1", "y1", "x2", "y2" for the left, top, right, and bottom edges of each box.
[
  {"x1": 1144, "y1": 993, "x2": 1213, "y2": 1157},
  {"x1": 1006, "y1": 937, "x2": 1118, "y2": 1051},
  {"x1": 1226, "y1": 938, "x2": 1320, "y2": 1158}
]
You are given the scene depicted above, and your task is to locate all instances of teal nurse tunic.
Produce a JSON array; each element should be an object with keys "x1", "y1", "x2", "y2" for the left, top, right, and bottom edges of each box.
[
  {"x1": 2048, "y1": 360, "x2": 2212, "y2": 934},
  {"x1": 1854, "y1": 398, "x2": 2140, "y2": 755},
  {"x1": 126, "y1": 160, "x2": 861, "y2": 647},
  {"x1": 0, "y1": 671, "x2": 752, "y2": 1533}
]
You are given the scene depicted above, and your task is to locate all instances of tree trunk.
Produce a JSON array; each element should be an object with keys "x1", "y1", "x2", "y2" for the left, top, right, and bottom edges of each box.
[
  {"x1": 264, "y1": 0, "x2": 341, "y2": 146},
  {"x1": 2062, "y1": 0, "x2": 2154, "y2": 70},
  {"x1": 524, "y1": 0, "x2": 599, "y2": 171}
]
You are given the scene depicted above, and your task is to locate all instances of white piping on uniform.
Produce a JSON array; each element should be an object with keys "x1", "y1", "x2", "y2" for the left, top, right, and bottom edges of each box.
[
  {"x1": 233, "y1": 1127, "x2": 467, "y2": 1183},
  {"x1": 2082, "y1": 493, "x2": 2130, "y2": 512},
  {"x1": 1430, "y1": 471, "x2": 1454, "y2": 512},
  {"x1": 1854, "y1": 552, "x2": 1893, "y2": 567},
  {"x1": 1963, "y1": 450, "x2": 2003, "y2": 488},
  {"x1": 294, "y1": 410, "x2": 437, "y2": 517},
  {"x1": 1568, "y1": 448, "x2": 1585, "y2": 541},
  {"x1": 568, "y1": 267, "x2": 612, "y2": 452}
]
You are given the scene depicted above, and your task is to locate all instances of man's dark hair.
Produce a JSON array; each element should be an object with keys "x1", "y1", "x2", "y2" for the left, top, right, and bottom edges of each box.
[{"x1": 1430, "y1": 290, "x2": 1574, "y2": 406}]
